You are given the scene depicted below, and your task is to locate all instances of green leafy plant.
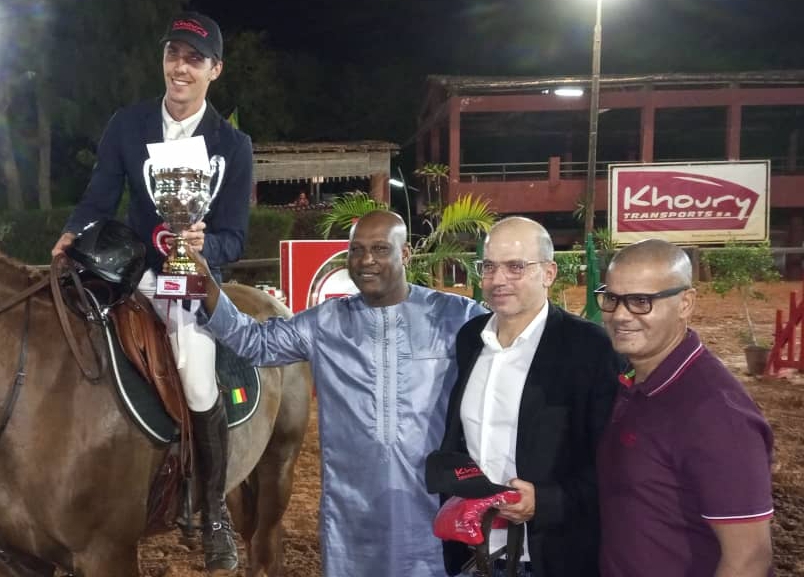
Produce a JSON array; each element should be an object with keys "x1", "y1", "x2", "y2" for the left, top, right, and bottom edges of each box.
[
  {"x1": 703, "y1": 241, "x2": 781, "y2": 346},
  {"x1": 414, "y1": 162, "x2": 450, "y2": 205},
  {"x1": 737, "y1": 328, "x2": 771, "y2": 349},
  {"x1": 320, "y1": 192, "x2": 495, "y2": 288},
  {"x1": 572, "y1": 195, "x2": 587, "y2": 223},
  {"x1": 408, "y1": 195, "x2": 496, "y2": 287},
  {"x1": 316, "y1": 191, "x2": 388, "y2": 239},
  {"x1": 550, "y1": 251, "x2": 583, "y2": 308},
  {"x1": 592, "y1": 227, "x2": 615, "y2": 252}
]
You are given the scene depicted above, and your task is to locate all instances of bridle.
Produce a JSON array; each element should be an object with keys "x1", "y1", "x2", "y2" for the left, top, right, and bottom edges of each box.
[{"x1": 0, "y1": 255, "x2": 108, "y2": 438}]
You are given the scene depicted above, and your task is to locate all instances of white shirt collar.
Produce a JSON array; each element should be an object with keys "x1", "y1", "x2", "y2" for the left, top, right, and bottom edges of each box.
[
  {"x1": 161, "y1": 99, "x2": 207, "y2": 140},
  {"x1": 480, "y1": 301, "x2": 549, "y2": 351}
]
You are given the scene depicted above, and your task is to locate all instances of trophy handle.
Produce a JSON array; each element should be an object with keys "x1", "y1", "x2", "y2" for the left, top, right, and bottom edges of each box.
[
  {"x1": 208, "y1": 155, "x2": 226, "y2": 208},
  {"x1": 143, "y1": 158, "x2": 156, "y2": 205}
]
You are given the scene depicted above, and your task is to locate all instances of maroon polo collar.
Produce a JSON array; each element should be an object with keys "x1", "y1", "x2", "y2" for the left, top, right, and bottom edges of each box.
[{"x1": 624, "y1": 329, "x2": 705, "y2": 397}]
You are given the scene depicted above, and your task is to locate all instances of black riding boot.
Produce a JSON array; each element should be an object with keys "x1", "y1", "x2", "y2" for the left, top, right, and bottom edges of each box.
[{"x1": 191, "y1": 394, "x2": 238, "y2": 572}]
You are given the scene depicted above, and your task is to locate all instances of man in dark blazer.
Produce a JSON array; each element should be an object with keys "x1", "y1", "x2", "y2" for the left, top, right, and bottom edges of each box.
[
  {"x1": 437, "y1": 217, "x2": 619, "y2": 577},
  {"x1": 51, "y1": 12, "x2": 251, "y2": 572}
]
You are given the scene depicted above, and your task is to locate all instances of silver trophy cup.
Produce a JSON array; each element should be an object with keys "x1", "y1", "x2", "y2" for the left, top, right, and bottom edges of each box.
[{"x1": 143, "y1": 156, "x2": 225, "y2": 298}]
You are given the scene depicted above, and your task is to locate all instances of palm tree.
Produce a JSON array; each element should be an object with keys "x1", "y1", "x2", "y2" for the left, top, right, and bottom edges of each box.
[
  {"x1": 317, "y1": 192, "x2": 496, "y2": 288},
  {"x1": 316, "y1": 191, "x2": 388, "y2": 239},
  {"x1": 414, "y1": 162, "x2": 450, "y2": 207}
]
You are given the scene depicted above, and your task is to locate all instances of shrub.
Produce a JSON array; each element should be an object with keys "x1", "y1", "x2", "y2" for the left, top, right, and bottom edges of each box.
[
  {"x1": 702, "y1": 241, "x2": 781, "y2": 346},
  {"x1": 0, "y1": 208, "x2": 75, "y2": 264},
  {"x1": 550, "y1": 251, "x2": 583, "y2": 308},
  {"x1": 289, "y1": 207, "x2": 330, "y2": 239},
  {"x1": 0, "y1": 206, "x2": 300, "y2": 266},
  {"x1": 243, "y1": 207, "x2": 295, "y2": 259}
]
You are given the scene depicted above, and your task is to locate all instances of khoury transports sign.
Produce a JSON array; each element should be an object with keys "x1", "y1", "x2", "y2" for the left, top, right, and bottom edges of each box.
[{"x1": 608, "y1": 161, "x2": 769, "y2": 245}]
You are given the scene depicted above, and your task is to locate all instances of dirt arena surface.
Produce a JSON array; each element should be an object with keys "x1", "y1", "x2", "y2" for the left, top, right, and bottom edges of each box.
[{"x1": 136, "y1": 281, "x2": 804, "y2": 576}]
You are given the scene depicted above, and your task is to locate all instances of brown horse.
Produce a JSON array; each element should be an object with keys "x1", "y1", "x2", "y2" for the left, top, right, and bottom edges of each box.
[{"x1": 0, "y1": 251, "x2": 312, "y2": 577}]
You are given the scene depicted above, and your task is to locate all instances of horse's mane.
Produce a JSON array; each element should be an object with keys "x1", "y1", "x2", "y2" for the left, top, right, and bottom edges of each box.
[{"x1": 0, "y1": 250, "x2": 48, "y2": 282}]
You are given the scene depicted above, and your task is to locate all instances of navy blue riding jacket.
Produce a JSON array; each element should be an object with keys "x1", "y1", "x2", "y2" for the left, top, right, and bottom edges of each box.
[{"x1": 65, "y1": 98, "x2": 253, "y2": 280}]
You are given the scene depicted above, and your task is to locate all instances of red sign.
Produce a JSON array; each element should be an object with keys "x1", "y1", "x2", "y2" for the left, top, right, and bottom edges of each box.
[
  {"x1": 609, "y1": 162, "x2": 769, "y2": 245},
  {"x1": 308, "y1": 267, "x2": 358, "y2": 308},
  {"x1": 280, "y1": 240, "x2": 352, "y2": 312}
]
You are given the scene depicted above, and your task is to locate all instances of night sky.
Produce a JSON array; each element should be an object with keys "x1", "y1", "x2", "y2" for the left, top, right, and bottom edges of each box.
[{"x1": 188, "y1": 0, "x2": 804, "y2": 76}]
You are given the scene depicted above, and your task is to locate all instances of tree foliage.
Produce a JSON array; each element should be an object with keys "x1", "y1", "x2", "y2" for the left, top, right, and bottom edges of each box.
[
  {"x1": 0, "y1": 0, "x2": 188, "y2": 210},
  {"x1": 319, "y1": 191, "x2": 495, "y2": 288},
  {"x1": 210, "y1": 31, "x2": 291, "y2": 141},
  {"x1": 278, "y1": 55, "x2": 422, "y2": 143},
  {"x1": 316, "y1": 192, "x2": 388, "y2": 239}
]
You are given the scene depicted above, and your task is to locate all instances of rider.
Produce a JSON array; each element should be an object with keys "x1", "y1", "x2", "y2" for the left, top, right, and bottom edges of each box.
[{"x1": 50, "y1": 11, "x2": 252, "y2": 572}]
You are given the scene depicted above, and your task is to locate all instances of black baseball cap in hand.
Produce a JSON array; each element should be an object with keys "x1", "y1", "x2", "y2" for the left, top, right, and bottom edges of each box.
[
  {"x1": 160, "y1": 12, "x2": 223, "y2": 61},
  {"x1": 426, "y1": 450, "x2": 512, "y2": 499}
]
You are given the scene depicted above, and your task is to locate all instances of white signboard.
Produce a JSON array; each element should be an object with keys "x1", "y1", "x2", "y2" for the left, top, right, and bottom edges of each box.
[{"x1": 608, "y1": 161, "x2": 770, "y2": 245}]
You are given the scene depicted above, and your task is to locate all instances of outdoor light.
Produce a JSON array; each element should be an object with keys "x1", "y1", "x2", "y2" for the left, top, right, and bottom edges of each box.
[
  {"x1": 555, "y1": 87, "x2": 584, "y2": 97},
  {"x1": 389, "y1": 178, "x2": 405, "y2": 188}
]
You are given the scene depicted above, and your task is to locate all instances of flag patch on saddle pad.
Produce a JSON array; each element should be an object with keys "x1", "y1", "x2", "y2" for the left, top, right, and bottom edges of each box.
[{"x1": 231, "y1": 387, "x2": 248, "y2": 405}]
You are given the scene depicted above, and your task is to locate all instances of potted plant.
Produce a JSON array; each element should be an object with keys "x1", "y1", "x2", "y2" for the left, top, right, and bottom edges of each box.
[
  {"x1": 317, "y1": 191, "x2": 496, "y2": 289},
  {"x1": 702, "y1": 241, "x2": 781, "y2": 375}
]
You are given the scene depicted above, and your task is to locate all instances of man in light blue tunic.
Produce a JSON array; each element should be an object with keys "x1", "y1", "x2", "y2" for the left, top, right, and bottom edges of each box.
[{"x1": 194, "y1": 210, "x2": 487, "y2": 577}]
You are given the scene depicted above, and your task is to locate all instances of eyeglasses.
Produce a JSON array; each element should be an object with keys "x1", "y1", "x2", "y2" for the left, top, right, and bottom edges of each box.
[
  {"x1": 594, "y1": 285, "x2": 690, "y2": 315},
  {"x1": 474, "y1": 260, "x2": 547, "y2": 279}
]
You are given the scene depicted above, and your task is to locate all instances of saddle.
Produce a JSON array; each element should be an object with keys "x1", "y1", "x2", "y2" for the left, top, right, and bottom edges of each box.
[
  {"x1": 52, "y1": 259, "x2": 191, "y2": 441},
  {"x1": 51, "y1": 258, "x2": 193, "y2": 533},
  {"x1": 107, "y1": 292, "x2": 189, "y2": 427}
]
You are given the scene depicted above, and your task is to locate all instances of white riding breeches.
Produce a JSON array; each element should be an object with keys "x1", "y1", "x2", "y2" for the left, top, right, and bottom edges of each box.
[{"x1": 138, "y1": 270, "x2": 218, "y2": 412}]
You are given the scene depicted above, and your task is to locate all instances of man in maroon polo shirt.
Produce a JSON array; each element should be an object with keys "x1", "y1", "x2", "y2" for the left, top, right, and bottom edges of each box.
[{"x1": 596, "y1": 239, "x2": 774, "y2": 577}]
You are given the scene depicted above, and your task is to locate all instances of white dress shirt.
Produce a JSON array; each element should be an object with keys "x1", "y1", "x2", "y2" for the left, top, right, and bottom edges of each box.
[
  {"x1": 161, "y1": 99, "x2": 206, "y2": 140},
  {"x1": 460, "y1": 302, "x2": 549, "y2": 560},
  {"x1": 148, "y1": 99, "x2": 209, "y2": 384}
]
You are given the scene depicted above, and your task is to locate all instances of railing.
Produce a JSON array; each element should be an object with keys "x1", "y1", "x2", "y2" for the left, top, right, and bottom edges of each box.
[
  {"x1": 459, "y1": 161, "x2": 550, "y2": 182},
  {"x1": 459, "y1": 156, "x2": 804, "y2": 182},
  {"x1": 30, "y1": 247, "x2": 803, "y2": 285}
]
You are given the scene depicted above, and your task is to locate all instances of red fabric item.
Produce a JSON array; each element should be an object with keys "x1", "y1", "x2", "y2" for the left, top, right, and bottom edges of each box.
[
  {"x1": 151, "y1": 223, "x2": 174, "y2": 257},
  {"x1": 433, "y1": 491, "x2": 522, "y2": 545}
]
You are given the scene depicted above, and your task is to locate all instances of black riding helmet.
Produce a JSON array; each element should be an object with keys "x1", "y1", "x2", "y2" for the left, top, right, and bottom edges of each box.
[{"x1": 64, "y1": 218, "x2": 147, "y2": 299}]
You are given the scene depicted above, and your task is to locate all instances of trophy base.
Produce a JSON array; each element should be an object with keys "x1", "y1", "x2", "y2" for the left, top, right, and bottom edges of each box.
[{"x1": 154, "y1": 274, "x2": 207, "y2": 300}]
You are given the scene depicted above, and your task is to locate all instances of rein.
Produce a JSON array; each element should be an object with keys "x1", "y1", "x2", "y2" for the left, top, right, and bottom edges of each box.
[{"x1": 49, "y1": 254, "x2": 107, "y2": 382}]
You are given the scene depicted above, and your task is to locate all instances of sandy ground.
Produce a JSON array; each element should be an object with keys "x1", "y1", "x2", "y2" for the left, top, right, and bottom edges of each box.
[{"x1": 135, "y1": 281, "x2": 804, "y2": 576}]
